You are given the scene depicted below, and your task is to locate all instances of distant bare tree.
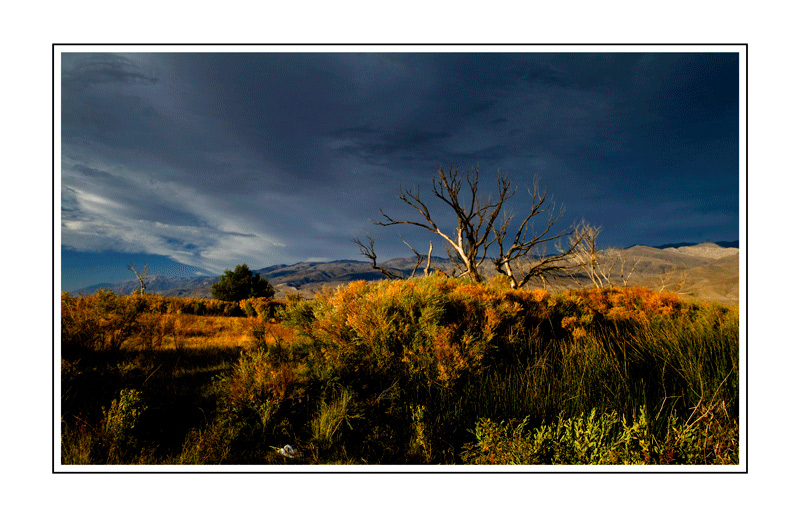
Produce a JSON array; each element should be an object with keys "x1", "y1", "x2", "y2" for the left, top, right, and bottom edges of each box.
[
  {"x1": 571, "y1": 222, "x2": 641, "y2": 289},
  {"x1": 657, "y1": 266, "x2": 688, "y2": 294},
  {"x1": 127, "y1": 263, "x2": 150, "y2": 295},
  {"x1": 572, "y1": 221, "x2": 605, "y2": 288},
  {"x1": 611, "y1": 249, "x2": 642, "y2": 288},
  {"x1": 369, "y1": 166, "x2": 587, "y2": 289}
]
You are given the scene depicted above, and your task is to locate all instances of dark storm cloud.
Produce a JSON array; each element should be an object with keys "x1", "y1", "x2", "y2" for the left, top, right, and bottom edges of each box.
[
  {"x1": 62, "y1": 53, "x2": 159, "y2": 87},
  {"x1": 327, "y1": 126, "x2": 452, "y2": 165},
  {"x1": 60, "y1": 49, "x2": 740, "y2": 284}
]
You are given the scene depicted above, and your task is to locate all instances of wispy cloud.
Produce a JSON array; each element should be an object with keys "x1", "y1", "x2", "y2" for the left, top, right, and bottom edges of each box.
[
  {"x1": 62, "y1": 54, "x2": 158, "y2": 88},
  {"x1": 61, "y1": 160, "x2": 286, "y2": 273}
]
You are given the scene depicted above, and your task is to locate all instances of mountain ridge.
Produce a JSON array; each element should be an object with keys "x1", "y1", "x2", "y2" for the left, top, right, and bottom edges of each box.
[
  {"x1": 651, "y1": 240, "x2": 738, "y2": 250},
  {"x1": 69, "y1": 241, "x2": 740, "y2": 304}
]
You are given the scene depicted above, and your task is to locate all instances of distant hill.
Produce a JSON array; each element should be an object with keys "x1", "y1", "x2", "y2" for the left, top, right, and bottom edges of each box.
[
  {"x1": 652, "y1": 240, "x2": 739, "y2": 250},
  {"x1": 72, "y1": 257, "x2": 454, "y2": 299},
  {"x1": 595, "y1": 243, "x2": 739, "y2": 304},
  {"x1": 69, "y1": 242, "x2": 740, "y2": 304},
  {"x1": 73, "y1": 275, "x2": 217, "y2": 298},
  {"x1": 254, "y1": 256, "x2": 454, "y2": 299}
]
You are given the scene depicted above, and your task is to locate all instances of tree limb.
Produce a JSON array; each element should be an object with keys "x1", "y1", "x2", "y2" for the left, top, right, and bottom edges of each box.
[{"x1": 353, "y1": 236, "x2": 403, "y2": 280}]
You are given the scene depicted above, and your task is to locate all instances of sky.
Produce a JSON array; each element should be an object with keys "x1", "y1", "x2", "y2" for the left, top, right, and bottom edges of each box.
[{"x1": 59, "y1": 48, "x2": 740, "y2": 292}]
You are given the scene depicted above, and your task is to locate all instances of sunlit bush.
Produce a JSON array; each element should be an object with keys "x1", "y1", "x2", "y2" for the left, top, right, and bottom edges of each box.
[
  {"x1": 61, "y1": 290, "x2": 145, "y2": 355},
  {"x1": 284, "y1": 276, "x2": 535, "y2": 387}
]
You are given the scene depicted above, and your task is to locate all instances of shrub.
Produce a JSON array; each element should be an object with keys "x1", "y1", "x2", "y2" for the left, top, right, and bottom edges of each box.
[
  {"x1": 278, "y1": 277, "x2": 738, "y2": 464},
  {"x1": 177, "y1": 419, "x2": 242, "y2": 465},
  {"x1": 212, "y1": 264, "x2": 275, "y2": 302},
  {"x1": 61, "y1": 290, "x2": 146, "y2": 355},
  {"x1": 103, "y1": 388, "x2": 147, "y2": 442},
  {"x1": 216, "y1": 347, "x2": 294, "y2": 419},
  {"x1": 661, "y1": 400, "x2": 739, "y2": 465},
  {"x1": 283, "y1": 276, "x2": 538, "y2": 388},
  {"x1": 240, "y1": 297, "x2": 284, "y2": 322}
]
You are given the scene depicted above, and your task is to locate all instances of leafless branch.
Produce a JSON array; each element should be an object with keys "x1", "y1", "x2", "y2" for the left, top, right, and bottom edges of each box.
[
  {"x1": 658, "y1": 266, "x2": 688, "y2": 294},
  {"x1": 401, "y1": 238, "x2": 425, "y2": 279},
  {"x1": 424, "y1": 241, "x2": 433, "y2": 277},
  {"x1": 353, "y1": 236, "x2": 403, "y2": 280},
  {"x1": 492, "y1": 182, "x2": 584, "y2": 289}
]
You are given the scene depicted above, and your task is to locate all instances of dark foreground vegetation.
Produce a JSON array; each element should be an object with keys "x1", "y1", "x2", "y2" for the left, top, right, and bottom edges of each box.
[{"x1": 60, "y1": 276, "x2": 739, "y2": 466}]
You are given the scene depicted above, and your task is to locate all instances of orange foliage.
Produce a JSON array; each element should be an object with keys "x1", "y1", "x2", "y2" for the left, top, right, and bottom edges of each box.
[
  {"x1": 282, "y1": 278, "x2": 697, "y2": 388},
  {"x1": 430, "y1": 325, "x2": 478, "y2": 384},
  {"x1": 562, "y1": 287, "x2": 684, "y2": 322},
  {"x1": 61, "y1": 291, "x2": 272, "y2": 354}
]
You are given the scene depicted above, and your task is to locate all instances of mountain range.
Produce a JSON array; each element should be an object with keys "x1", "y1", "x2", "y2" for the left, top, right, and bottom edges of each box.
[{"x1": 70, "y1": 241, "x2": 740, "y2": 304}]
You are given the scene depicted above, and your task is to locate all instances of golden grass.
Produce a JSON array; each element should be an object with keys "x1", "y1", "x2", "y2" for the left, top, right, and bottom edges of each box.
[
  {"x1": 169, "y1": 314, "x2": 249, "y2": 349},
  {"x1": 119, "y1": 314, "x2": 294, "y2": 351}
]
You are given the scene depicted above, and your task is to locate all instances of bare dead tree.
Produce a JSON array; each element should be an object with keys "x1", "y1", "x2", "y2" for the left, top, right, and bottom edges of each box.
[
  {"x1": 491, "y1": 182, "x2": 586, "y2": 289},
  {"x1": 370, "y1": 166, "x2": 587, "y2": 289},
  {"x1": 571, "y1": 221, "x2": 642, "y2": 289},
  {"x1": 376, "y1": 166, "x2": 510, "y2": 283},
  {"x1": 571, "y1": 221, "x2": 604, "y2": 288},
  {"x1": 658, "y1": 266, "x2": 688, "y2": 294},
  {"x1": 614, "y1": 250, "x2": 641, "y2": 287},
  {"x1": 127, "y1": 263, "x2": 150, "y2": 295}
]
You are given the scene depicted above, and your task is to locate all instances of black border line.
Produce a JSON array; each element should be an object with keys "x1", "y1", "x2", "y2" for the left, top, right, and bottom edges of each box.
[
  {"x1": 53, "y1": 42, "x2": 747, "y2": 475},
  {"x1": 53, "y1": 42, "x2": 57, "y2": 476},
  {"x1": 54, "y1": 43, "x2": 748, "y2": 46},
  {"x1": 744, "y1": 43, "x2": 748, "y2": 475}
]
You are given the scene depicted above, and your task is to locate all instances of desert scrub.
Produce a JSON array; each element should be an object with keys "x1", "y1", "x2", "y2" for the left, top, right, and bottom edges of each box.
[
  {"x1": 283, "y1": 276, "x2": 542, "y2": 388},
  {"x1": 202, "y1": 336, "x2": 312, "y2": 462},
  {"x1": 61, "y1": 278, "x2": 738, "y2": 465},
  {"x1": 276, "y1": 278, "x2": 738, "y2": 464},
  {"x1": 240, "y1": 297, "x2": 284, "y2": 322},
  {"x1": 214, "y1": 346, "x2": 303, "y2": 423},
  {"x1": 62, "y1": 388, "x2": 153, "y2": 465},
  {"x1": 61, "y1": 291, "x2": 251, "y2": 356},
  {"x1": 61, "y1": 290, "x2": 146, "y2": 355}
]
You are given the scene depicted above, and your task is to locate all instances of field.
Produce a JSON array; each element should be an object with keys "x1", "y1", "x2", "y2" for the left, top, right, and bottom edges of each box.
[{"x1": 60, "y1": 277, "x2": 739, "y2": 466}]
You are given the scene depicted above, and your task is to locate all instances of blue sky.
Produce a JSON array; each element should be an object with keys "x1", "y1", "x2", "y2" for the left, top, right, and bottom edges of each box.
[{"x1": 59, "y1": 48, "x2": 741, "y2": 292}]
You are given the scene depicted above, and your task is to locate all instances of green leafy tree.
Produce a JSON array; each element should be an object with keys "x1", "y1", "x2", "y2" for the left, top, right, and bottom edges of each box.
[{"x1": 211, "y1": 264, "x2": 274, "y2": 302}]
